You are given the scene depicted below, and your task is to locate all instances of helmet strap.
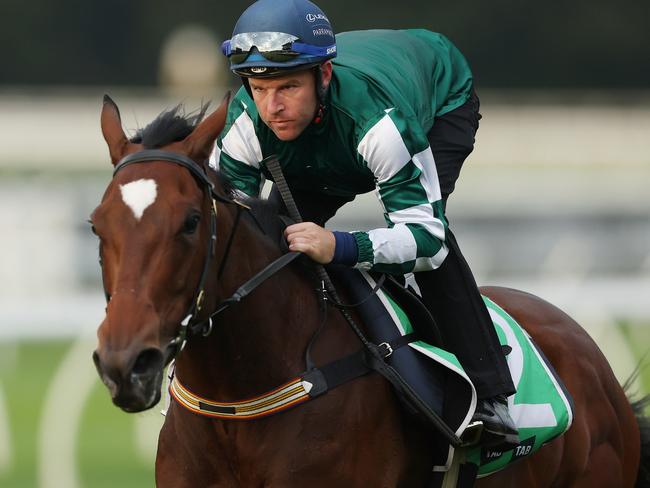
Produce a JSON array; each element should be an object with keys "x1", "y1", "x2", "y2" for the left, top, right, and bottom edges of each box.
[
  {"x1": 312, "y1": 64, "x2": 329, "y2": 124},
  {"x1": 314, "y1": 65, "x2": 328, "y2": 104},
  {"x1": 313, "y1": 104, "x2": 325, "y2": 125},
  {"x1": 241, "y1": 77, "x2": 253, "y2": 99}
]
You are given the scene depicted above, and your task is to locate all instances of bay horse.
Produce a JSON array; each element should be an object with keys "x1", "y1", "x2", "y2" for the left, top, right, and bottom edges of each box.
[{"x1": 92, "y1": 95, "x2": 649, "y2": 487}]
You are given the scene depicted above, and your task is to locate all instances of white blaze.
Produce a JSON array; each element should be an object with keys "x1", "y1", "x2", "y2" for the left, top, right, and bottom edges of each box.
[{"x1": 119, "y1": 179, "x2": 158, "y2": 221}]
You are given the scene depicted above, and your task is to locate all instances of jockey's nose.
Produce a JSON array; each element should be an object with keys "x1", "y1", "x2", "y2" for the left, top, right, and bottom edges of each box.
[{"x1": 267, "y1": 91, "x2": 284, "y2": 115}]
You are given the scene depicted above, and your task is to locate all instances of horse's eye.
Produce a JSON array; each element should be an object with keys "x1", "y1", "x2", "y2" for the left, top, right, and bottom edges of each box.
[
  {"x1": 88, "y1": 220, "x2": 98, "y2": 236},
  {"x1": 183, "y1": 214, "x2": 201, "y2": 235}
]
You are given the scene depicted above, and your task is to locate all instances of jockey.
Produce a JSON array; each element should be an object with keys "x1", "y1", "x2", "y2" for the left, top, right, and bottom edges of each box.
[{"x1": 214, "y1": 0, "x2": 519, "y2": 448}]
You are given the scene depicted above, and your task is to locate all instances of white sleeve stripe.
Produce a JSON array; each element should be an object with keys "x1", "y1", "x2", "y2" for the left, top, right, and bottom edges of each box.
[
  {"x1": 411, "y1": 147, "x2": 442, "y2": 203},
  {"x1": 209, "y1": 143, "x2": 221, "y2": 170},
  {"x1": 413, "y1": 246, "x2": 449, "y2": 271},
  {"x1": 367, "y1": 224, "x2": 418, "y2": 264},
  {"x1": 388, "y1": 204, "x2": 446, "y2": 242},
  {"x1": 221, "y1": 110, "x2": 263, "y2": 168},
  {"x1": 357, "y1": 114, "x2": 412, "y2": 184}
]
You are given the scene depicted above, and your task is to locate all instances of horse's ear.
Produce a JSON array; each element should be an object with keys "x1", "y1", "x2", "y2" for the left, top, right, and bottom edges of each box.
[
  {"x1": 185, "y1": 91, "x2": 231, "y2": 163},
  {"x1": 101, "y1": 95, "x2": 130, "y2": 165}
]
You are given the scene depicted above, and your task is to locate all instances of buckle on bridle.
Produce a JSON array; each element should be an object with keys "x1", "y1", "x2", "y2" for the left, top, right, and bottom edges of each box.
[
  {"x1": 196, "y1": 290, "x2": 205, "y2": 312},
  {"x1": 201, "y1": 318, "x2": 214, "y2": 337}
]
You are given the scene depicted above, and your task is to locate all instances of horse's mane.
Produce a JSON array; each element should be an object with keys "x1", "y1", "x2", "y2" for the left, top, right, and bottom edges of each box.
[
  {"x1": 130, "y1": 103, "x2": 210, "y2": 148},
  {"x1": 131, "y1": 103, "x2": 295, "y2": 254},
  {"x1": 211, "y1": 170, "x2": 291, "y2": 252}
]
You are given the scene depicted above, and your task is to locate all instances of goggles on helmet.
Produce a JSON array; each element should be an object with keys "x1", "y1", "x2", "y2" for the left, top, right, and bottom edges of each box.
[{"x1": 222, "y1": 31, "x2": 336, "y2": 65}]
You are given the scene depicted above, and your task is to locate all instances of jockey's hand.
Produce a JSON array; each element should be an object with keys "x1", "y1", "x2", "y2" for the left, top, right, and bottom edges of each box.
[{"x1": 284, "y1": 222, "x2": 335, "y2": 264}]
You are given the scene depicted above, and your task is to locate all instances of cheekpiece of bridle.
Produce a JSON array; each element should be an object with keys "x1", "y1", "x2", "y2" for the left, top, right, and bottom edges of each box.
[{"x1": 111, "y1": 149, "x2": 234, "y2": 360}]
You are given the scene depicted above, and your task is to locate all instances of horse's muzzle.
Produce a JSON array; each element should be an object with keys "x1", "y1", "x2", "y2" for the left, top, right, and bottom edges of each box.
[{"x1": 93, "y1": 347, "x2": 165, "y2": 413}]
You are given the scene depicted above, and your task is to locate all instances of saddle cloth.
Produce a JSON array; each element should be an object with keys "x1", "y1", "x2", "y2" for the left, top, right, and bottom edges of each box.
[{"x1": 330, "y1": 266, "x2": 574, "y2": 476}]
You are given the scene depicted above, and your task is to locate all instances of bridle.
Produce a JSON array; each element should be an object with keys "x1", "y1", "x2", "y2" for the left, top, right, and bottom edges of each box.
[
  {"x1": 108, "y1": 150, "x2": 235, "y2": 360},
  {"x1": 108, "y1": 149, "x2": 303, "y2": 365}
]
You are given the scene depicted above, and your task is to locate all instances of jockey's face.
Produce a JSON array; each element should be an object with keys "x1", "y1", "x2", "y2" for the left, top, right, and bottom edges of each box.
[{"x1": 249, "y1": 62, "x2": 332, "y2": 141}]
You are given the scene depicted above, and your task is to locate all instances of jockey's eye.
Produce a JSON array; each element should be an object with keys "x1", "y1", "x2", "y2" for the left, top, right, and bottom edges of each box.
[{"x1": 183, "y1": 213, "x2": 201, "y2": 235}]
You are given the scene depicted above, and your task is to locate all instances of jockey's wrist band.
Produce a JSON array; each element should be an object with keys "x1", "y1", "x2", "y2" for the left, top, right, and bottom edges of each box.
[{"x1": 331, "y1": 231, "x2": 359, "y2": 266}]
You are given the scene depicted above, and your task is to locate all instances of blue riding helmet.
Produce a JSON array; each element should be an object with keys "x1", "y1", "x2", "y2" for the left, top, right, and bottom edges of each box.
[{"x1": 222, "y1": 0, "x2": 337, "y2": 78}]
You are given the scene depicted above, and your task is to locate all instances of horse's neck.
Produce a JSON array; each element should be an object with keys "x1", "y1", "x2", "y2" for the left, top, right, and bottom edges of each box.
[{"x1": 175, "y1": 208, "x2": 323, "y2": 399}]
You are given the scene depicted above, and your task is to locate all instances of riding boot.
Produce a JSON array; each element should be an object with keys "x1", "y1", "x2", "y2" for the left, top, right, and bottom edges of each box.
[{"x1": 413, "y1": 229, "x2": 519, "y2": 447}]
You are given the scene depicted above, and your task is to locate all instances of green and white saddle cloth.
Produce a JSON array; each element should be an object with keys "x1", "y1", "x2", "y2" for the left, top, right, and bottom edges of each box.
[{"x1": 364, "y1": 272, "x2": 574, "y2": 476}]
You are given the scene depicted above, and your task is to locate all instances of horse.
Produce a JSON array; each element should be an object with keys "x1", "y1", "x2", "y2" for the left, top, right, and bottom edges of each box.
[{"x1": 91, "y1": 95, "x2": 650, "y2": 487}]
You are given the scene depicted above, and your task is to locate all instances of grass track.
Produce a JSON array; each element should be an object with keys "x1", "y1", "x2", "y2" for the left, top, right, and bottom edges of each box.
[
  {"x1": 0, "y1": 324, "x2": 647, "y2": 488},
  {"x1": 0, "y1": 340, "x2": 154, "y2": 488}
]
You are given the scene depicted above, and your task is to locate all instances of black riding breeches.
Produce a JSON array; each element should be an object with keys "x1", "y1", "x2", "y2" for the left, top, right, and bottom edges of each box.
[
  {"x1": 413, "y1": 231, "x2": 516, "y2": 398},
  {"x1": 269, "y1": 90, "x2": 516, "y2": 399},
  {"x1": 418, "y1": 90, "x2": 515, "y2": 398}
]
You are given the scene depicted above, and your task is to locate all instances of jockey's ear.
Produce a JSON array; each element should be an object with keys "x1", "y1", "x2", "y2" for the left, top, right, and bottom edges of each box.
[
  {"x1": 101, "y1": 95, "x2": 131, "y2": 165},
  {"x1": 184, "y1": 91, "x2": 231, "y2": 164}
]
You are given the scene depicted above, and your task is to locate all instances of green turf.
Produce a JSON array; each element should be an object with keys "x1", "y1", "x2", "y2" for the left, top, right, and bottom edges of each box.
[
  {"x1": 0, "y1": 340, "x2": 155, "y2": 488},
  {"x1": 0, "y1": 342, "x2": 64, "y2": 486},
  {"x1": 77, "y1": 381, "x2": 155, "y2": 487},
  {"x1": 0, "y1": 325, "x2": 647, "y2": 487}
]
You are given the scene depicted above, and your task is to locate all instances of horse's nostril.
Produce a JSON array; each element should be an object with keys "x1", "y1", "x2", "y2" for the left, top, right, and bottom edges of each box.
[
  {"x1": 132, "y1": 348, "x2": 164, "y2": 377},
  {"x1": 92, "y1": 350, "x2": 101, "y2": 371}
]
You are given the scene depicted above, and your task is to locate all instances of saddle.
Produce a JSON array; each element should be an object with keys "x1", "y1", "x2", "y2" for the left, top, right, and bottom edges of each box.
[
  {"x1": 327, "y1": 265, "x2": 474, "y2": 469},
  {"x1": 327, "y1": 265, "x2": 574, "y2": 479}
]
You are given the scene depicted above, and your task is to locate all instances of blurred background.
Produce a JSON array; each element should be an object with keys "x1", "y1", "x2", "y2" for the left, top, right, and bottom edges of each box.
[{"x1": 1, "y1": 0, "x2": 649, "y2": 486}]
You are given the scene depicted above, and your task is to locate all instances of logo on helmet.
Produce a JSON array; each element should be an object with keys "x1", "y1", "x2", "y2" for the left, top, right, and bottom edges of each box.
[
  {"x1": 250, "y1": 67, "x2": 268, "y2": 74},
  {"x1": 306, "y1": 13, "x2": 329, "y2": 23},
  {"x1": 313, "y1": 28, "x2": 333, "y2": 37}
]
